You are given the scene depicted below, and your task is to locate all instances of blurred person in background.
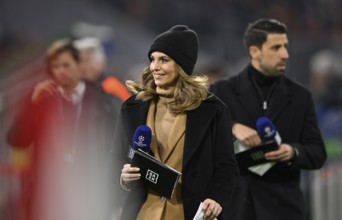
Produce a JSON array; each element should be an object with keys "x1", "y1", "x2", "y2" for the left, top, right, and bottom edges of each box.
[
  {"x1": 306, "y1": 48, "x2": 342, "y2": 220},
  {"x1": 309, "y1": 49, "x2": 342, "y2": 137},
  {"x1": 210, "y1": 18, "x2": 326, "y2": 220},
  {"x1": 113, "y1": 25, "x2": 238, "y2": 220},
  {"x1": 309, "y1": 49, "x2": 342, "y2": 109},
  {"x1": 74, "y1": 37, "x2": 130, "y2": 159},
  {"x1": 74, "y1": 37, "x2": 131, "y2": 102},
  {"x1": 193, "y1": 55, "x2": 228, "y2": 88},
  {"x1": 7, "y1": 39, "x2": 113, "y2": 220}
]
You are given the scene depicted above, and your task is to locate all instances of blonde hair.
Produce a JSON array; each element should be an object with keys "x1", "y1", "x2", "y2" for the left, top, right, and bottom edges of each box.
[{"x1": 126, "y1": 64, "x2": 208, "y2": 115}]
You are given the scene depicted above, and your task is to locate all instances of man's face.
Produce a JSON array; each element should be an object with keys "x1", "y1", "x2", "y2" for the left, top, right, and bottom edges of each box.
[
  {"x1": 252, "y1": 33, "x2": 289, "y2": 77},
  {"x1": 49, "y1": 51, "x2": 81, "y2": 89},
  {"x1": 79, "y1": 49, "x2": 103, "y2": 82}
]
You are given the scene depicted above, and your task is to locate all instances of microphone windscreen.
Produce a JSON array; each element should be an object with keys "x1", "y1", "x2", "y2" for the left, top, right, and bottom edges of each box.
[
  {"x1": 256, "y1": 117, "x2": 276, "y2": 141},
  {"x1": 132, "y1": 125, "x2": 152, "y2": 152}
]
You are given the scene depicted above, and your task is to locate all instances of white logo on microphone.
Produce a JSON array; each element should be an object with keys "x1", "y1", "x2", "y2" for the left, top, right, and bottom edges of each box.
[
  {"x1": 264, "y1": 126, "x2": 275, "y2": 138},
  {"x1": 134, "y1": 135, "x2": 147, "y2": 148},
  {"x1": 128, "y1": 149, "x2": 135, "y2": 159}
]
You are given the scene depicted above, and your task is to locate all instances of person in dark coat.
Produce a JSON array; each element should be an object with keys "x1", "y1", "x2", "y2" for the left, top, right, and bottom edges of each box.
[
  {"x1": 73, "y1": 37, "x2": 131, "y2": 118},
  {"x1": 7, "y1": 39, "x2": 112, "y2": 220},
  {"x1": 112, "y1": 25, "x2": 239, "y2": 220},
  {"x1": 210, "y1": 18, "x2": 326, "y2": 220}
]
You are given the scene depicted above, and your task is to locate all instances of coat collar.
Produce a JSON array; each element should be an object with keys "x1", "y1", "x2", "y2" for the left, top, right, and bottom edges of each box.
[
  {"x1": 122, "y1": 95, "x2": 150, "y2": 137},
  {"x1": 145, "y1": 100, "x2": 186, "y2": 163},
  {"x1": 123, "y1": 94, "x2": 219, "y2": 169},
  {"x1": 237, "y1": 68, "x2": 293, "y2": 122},
  {"x1": 182, "y1": 95, "x2": 218, "y2": 168}
]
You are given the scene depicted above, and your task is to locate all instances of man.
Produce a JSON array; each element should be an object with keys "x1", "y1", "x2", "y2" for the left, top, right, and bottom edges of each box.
[
  {"x1": 73, "y1": 37, "x2": 131, "y2": 100},
  {"x1": 74, "y1": 37, "x2": 131, "y2": 137},
  {"x1": 210, "y1": 19, "x2": 326, "y2": 220},
  {"x1": 7, "y1": 39, "x2": 113, "y2": 220}
]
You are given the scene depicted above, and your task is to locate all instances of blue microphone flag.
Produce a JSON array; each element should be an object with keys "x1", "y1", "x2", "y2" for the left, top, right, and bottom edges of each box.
[
  {"x1": 256, "y1": 117, "x2": 276, "y2": 142},
  {"x1": 132, "y1": 125, "x2": 152, "y2": 152}
]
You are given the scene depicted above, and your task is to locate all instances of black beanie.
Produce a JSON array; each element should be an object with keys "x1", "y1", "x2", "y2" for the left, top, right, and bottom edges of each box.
[{"x1": 148, "y1": 25, "x2": 199, "y2": 75}]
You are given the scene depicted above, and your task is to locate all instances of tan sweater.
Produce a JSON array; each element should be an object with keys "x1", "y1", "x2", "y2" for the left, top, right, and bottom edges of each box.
[{"x1": 136, "y1": 96, "x2": 186, "y2": 220}]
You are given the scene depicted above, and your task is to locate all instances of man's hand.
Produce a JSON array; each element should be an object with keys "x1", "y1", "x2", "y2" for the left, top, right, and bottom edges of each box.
[
  {"x1": 265, "y1": 143, "x2": 296, "y2": 162},
  {"x1": 232, "y1": 123, "x2": 262, "y2": 147},
  {"x1": 31, "y1": 80, "x2": 58, "y2": 104}
]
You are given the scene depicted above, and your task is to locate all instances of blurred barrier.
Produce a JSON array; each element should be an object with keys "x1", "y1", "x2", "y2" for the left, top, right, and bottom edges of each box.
[
  {"x1": 310, "y1": 138, "x2": 342, "y2": 220},
  {"x1": 0, "y1": 164, "x2": 22, "y2": 220}
]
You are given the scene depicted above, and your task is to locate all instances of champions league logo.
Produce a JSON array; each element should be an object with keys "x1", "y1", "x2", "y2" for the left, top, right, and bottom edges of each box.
[
  {"x1": 129, "y1": 134, "x2": 149, "y2": 159},
  {"x1": 264, "y1": 126, "x2": 275, "y2": 138},
  {"x1": 134, "y1": 135, "x2": 148, "y2": 148}
]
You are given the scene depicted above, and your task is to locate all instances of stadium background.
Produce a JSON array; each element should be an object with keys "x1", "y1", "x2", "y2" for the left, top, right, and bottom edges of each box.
[{"x1": 0, "y1": 0, "x2": 341, "y2": 219}]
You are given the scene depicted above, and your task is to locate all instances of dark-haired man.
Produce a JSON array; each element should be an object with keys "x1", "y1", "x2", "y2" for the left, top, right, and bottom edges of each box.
[
  {"x1": 210, "y1": 19, "x2": 326, "y2": 220},
  {"x1": 8, "y1": 39, "x2": 113, "y2": 220}
]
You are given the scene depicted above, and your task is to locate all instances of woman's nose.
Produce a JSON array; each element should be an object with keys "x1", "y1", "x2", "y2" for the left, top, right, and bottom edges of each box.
[{"x1": 150, "y1": 61, "x2": 161, "y2": 71}]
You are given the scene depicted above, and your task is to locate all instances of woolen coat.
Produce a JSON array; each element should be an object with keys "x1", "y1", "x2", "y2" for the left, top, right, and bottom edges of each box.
[
  {"x1": 210, "y1": 67, "x2": 327, "y2": 220},
  {"x1": 112, "y1": 94, "x2": 239, "y2": 220}
]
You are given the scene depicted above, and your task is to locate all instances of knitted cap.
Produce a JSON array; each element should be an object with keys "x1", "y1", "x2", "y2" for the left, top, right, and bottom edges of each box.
[{"x1": 148, "y1": 25, "x2": 199, "y2": 75}]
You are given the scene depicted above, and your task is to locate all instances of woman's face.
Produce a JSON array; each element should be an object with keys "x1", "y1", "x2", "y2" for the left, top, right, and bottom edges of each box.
[{"x1": 150, "y1": 51, "x2": 178, "y2": 90}]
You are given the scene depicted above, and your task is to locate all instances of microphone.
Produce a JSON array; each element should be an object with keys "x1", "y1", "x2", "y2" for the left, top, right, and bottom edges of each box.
[
  {"x1": 256, "y1": 117, "x2": 281, "y2": 145},
  {"x1": 239, "y1": 117, "x2": 281, "y2": 175},
  {"x1": 128, "y1": 125, "x2": 152, "y2": 160}
]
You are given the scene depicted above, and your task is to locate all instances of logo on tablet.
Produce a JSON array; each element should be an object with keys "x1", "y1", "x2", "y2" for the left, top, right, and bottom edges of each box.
[
  {"x1": 251, "y1": 151, "x2": 265, "y2": 161},
  {"x1": 146, "y1": 169, "x2": 159, "y2": 184}
]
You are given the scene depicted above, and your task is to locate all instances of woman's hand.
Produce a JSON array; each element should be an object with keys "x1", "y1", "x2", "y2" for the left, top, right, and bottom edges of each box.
[
  {"x1": 202, "y1": 198, "x2": 222, "y2": 220},
  {"x1": 121, "y1": 163, "x2": 141, "y2": 184}
]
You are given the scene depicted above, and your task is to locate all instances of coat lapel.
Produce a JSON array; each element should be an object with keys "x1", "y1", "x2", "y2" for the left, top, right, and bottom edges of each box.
[
  {"x1": 236, "y1": 71, "x2": 293, "y2": 123},
  {"x1": 146, "y1": 101, "x2": 186, "y2": 163},
  {"x1": 123, "y1": 97, "x2": 150, "y2": 141},
  {"x1": 182, "y1": 97, "x2": 216, "y2": 169},
  {"x1": 163, "y1": 114, "x2": 186, "y2": 163},
  {"x1": 145, "y1": 101, "x2": 161, "y2": 161},
  {"x1": 266, "y1": 77, "x2": 292, "y2": 121},
  {"x1": 237, "y1": 72, "x2": 263, "y2": 121}
]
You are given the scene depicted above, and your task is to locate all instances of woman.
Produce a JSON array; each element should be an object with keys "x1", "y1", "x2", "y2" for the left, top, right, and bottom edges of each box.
[{"x1": 114, "y1": 25, "x2": 238, "y2": 220}]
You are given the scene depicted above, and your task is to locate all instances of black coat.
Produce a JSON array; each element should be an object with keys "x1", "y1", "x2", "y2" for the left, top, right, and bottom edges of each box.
[
  {"x1": 112, "y1": 94, "x2": 239, "y2": 220},
  {"x1": 210, "y1": 67, "x2": 326, "y2": 220}
]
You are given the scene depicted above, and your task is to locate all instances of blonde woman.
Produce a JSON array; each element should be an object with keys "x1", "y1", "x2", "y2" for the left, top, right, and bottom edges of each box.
[{"x1": 113, "y1": 25, "x2": 238, "y2": 220}]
